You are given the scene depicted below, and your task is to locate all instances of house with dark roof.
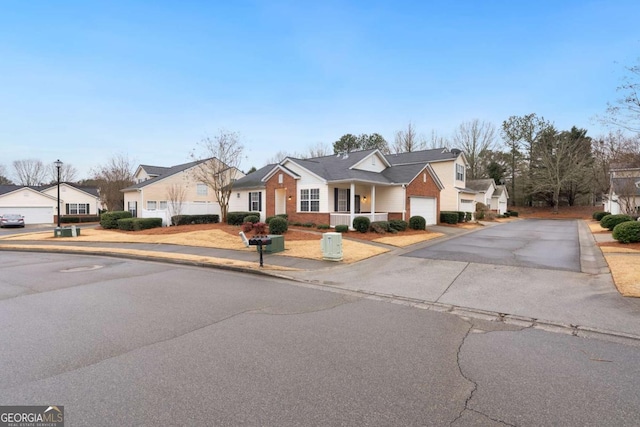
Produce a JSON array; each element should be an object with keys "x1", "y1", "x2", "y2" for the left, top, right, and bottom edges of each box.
[
  {"x1": 229, "y1": 147, "x2": 472, "y2": 227},
  {"x1": 0, "y1": 183, "x2": 101, "y2": 225},
  {"x1": 490, "y1": 185, "x2": 509, "y2": 215},
  {"x1": 603, "y1": 167, "x2": 640, "y2": 215},
  {"x1": 466, "y1": 179, "x2": 497, "y2": 208},
  {"x1": 122, "y1": 159, "x2": 245, "y2": 225}
]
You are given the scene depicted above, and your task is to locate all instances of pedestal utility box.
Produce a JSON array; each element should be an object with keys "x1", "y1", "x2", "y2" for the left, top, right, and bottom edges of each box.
[
  {"x1": 321, "y1": 232, "x2": 343, "y2": 261},
  {"x1": 255, "y1": 234, "x2": 285, "y2": 253},
  {"x1": 54, "y1": 226, "x2": 81, "y2": 237}
]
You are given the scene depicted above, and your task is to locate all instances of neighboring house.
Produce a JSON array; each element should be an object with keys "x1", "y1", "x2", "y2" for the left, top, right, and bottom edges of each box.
[
  {"x1": 0, "y1": 183, "x2": 101, "y2": 225},
  {"x1": 122, "y1": 159, "x2": 245, "y2": 225},
  {"x1": 491, "y1": 185, "x2": 509, "y2": 215},
  {"x1": 230, "y1": 148, "x2": 455, "y2": 228},
  {"x1": 40, "y1": 183, "x2": 102, "y2": 222},
  {"x1": 603, "y1": 167, "x2": 640, "y2": 215},
  {"x1": 466, "y1": 179, "x2": 496, "y2": 208}
]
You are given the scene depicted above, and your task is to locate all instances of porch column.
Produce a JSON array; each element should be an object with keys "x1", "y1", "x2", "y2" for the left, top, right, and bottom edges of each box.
[
  {"x1": 350, "y1": 182, "x2": 356, "y2": 229},
  {"x1": 371, "y1": 185, "x2": 376, "y2": 220}
]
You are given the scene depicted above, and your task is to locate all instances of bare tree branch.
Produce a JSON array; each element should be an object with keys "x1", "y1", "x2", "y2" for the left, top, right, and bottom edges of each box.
[
  {"x1": 392, "y1": 122, "x2": 426, "y2": 153},
  {"x1": 12, "y1": 159, "x2": 47, "y2": 186},
  {"x1": 452, "y1": 119, "x2": 496, "y2": 180},
  {"x1": 91, "y1": 154, "x2": 136, "y2": 211}
]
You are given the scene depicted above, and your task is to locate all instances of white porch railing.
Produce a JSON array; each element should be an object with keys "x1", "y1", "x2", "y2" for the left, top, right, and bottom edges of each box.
[{"x1": 330, "y1": 212, "x2": 388, "y2": 228}]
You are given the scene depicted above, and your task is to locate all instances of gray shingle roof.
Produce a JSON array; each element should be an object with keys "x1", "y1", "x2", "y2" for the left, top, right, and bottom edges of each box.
[
  {"x1": 122, "y1": 159, "x2": 207, "y2": 191},
  {"x1": 612, "y1": 177, "x2": 640, "y2": 196},
  {"x1": 232, "y1": 164, "x2": 277, "y2": 190},
  {"x1": 0, "y1": 185, "x2": 27, "y2": 196},
  {"x1": 140, "y1": 165, "x2": 171, "y2": 176},
  {"x1": 466, "y1": 179, "x2": 495, "y2": 192},
  {"x1": 384, "y1": 148, "x2": 458, "y2": 165}
]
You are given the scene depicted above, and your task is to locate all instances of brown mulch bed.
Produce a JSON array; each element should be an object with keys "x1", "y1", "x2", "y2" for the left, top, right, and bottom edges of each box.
[
  {"x1": 108, "y1": 222, "x2": 434, "y2": 242},
  {"x1": 515, "y1": 206, "x2": 602, "y2": 220},
  {"x1": 598, "y1": 241, "x2": 640, "y2": 250}
]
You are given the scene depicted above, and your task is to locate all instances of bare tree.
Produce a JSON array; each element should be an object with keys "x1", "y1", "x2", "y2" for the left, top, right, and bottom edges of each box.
[
  {"x1": 13, "y1": 159, "x2": 47, "y2": 185},
  {"x1": 425, "y1": 129, "x2": 449, "y2": 149},
  {"x1": 531, "y1": 129, "x2": 593, "y2": 213},
  {"x1": 452, "y1": 119, "x2": 496, "y2": 180},
  {"x1": 47, "y1": 162, "x2": 78, "y2": 183},
  {"x1": 91, "y1": 154, "x2": 136, "y2": 211},
  {"x1": 307, "y1": 142, "x2": 332, "y2": 158},
  {"x1": 614, "y1": 177, "x2": 640, "y2": 215},
  {"x1": 392, "y1": 122, "x2": 426, "y2": 153},
  {"x1": 601, "y1": 60, "x2": 640, "y2": 133},
  {"x1": 191, "y1": 130, "x2": 244, "y2": 223},
  {"x1": 166, "y1": 183, "x2": 187, "y2": 224},
  {"x1": 0, "y1": 164, "x2": 12, "y2": 184}
]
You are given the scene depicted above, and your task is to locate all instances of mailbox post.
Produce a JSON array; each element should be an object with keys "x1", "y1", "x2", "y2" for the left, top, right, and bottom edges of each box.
[{"x1": 248, "y1": 235, "x2": 272, "y2": 267}]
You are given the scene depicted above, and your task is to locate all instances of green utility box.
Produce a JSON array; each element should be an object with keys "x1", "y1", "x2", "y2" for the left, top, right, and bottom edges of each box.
[
  {"x1": 256, "y1": 234, "x2": 285, "y2": 253},
  {"x1": 54, "y1": 226, "x2": 81, "y2": 238}
]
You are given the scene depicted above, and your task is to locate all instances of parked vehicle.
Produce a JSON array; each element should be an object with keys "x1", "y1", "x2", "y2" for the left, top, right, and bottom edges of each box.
[{"x1": 0, "y1": 214, "x2": 25, "y2": 228}]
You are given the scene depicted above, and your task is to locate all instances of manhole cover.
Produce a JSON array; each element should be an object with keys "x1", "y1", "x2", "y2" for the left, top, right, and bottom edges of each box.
[{"x1": 61, "y1": 265, "x2": 104, "y2": 273}]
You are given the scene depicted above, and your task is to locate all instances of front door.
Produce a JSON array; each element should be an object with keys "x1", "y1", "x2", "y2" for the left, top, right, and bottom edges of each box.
[{"x1": 275, "y1": 188, "x2": 286, "y2": 216}]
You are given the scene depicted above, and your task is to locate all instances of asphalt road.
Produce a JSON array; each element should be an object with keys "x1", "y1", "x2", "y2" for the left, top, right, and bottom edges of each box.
[{"x1": 1, "y1": 252, "x2": 639, "y2": 426}]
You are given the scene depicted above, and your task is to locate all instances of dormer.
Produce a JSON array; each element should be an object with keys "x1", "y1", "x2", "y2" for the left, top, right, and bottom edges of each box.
[{"x1": 350, "y1": 150, "x2": 391, "y2": 173}]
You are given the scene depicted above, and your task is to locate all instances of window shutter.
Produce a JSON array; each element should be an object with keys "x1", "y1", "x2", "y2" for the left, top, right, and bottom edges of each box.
[
  {"x1": 347, "y1": 189, "x2": 351, "y2": 211},
  {"x1": 248, "y1": 193, "x2": 251, "y2": 211},
  {"x1": 65, "y1": 204, "x2": 69, "y2": 214},
  {"x1": 86, "y1": 204, "x2": 90, "y2": 214},
  {"x1": 334, "y1": 188, "x2": 338, "y2": 212},
  {"x1": 258, "y1": 192, "x2": 262, "y2": 211}
]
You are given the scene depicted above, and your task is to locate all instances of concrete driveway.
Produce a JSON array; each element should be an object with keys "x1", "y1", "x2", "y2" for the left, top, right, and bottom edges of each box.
[{"x1": 288, "y1": 219, "x2": 640, "y2": 338}]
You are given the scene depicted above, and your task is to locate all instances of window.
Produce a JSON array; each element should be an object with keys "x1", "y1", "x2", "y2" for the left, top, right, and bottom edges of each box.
[
  {"x1": 147, "y1": 201, "x2": 157, "y2": 210},
  {"x1": 300, "y1": 188, "x2": 320, "y2": 212},
  {"x1": 66, "y1": 203, "x2": 89, "y2": 215},
  {"x1": 197, "y1": 184, "x2": 208, "y2": 196},
  {"x1": 337, "y1": 189, "x2": 348, "y2": 212},
  {"x1": 159, "y1": 201, "x2": 167, "y2": 210},
  {"x1": 249, "y1": 192, "x2": 261, "y2": 211},
  {"x1": 456, "y1": 164, "x2": 465, "y2": 181}
]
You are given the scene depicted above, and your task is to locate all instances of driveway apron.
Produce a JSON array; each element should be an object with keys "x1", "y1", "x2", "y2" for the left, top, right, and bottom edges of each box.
[{"x1": 403, "y1": 219, "x2": 581, "y2": 272}]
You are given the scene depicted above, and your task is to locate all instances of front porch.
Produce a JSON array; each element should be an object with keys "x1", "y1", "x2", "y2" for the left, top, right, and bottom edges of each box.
[{"x1": 330, "y1": 212, "x2": 388, "y2": 228}]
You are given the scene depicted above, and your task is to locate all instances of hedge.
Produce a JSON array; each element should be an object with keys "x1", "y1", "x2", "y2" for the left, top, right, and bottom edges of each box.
[
  {"x1": 592, "y1": 211, "x2": 610, "y2": 221},
  {"x1": 612, "y1": 221, "x2": 640, "y2": 243},
  {"x1": 456, "y1": 211, "x2": 466, "y2": 223},
  {"x1": 101, "y1": 211, "x2": 132, "y2": 229},
  {"x1": 440, "y1": 211, "x2": 459, "y2": 224},
  {"x1": 507, "y1": 210, "x2": 519, "y2": 217},
  {"x1": 171, "y1": 214, "x2": 219, "y2": 226},
  {"x1": 370, "y1": 220, "x2": 390, "y2": 233},
  {"x1": 409, "y1": 215, "x2": 426, "y2": 230},
  {"x1": 389, "y1": 219, "x2": 408, "y2": 232},
  {"x1": 465, "y1": 212, "x2": 473, "y2": 221},
  {"x1": 227, "y1": 211, "x2": 256, "y2": 225},
  {"x1": 117, "y1": 217, "x2": 163, "y2": 231},
  {"x1": 335, "y1": 224, "x2": 349, "y2": 233},
  {"x1": 244, "y1": 214, "x2": 260, "y2": 224},
  {"x1": 61, "y1": 215, "x2": 101, "y2": 223},
  {"x1": 266, "y1": 214, "x2": 288, "y2": 225},
  {"x1": 600, "y1": 214, "x2": 633, "y2": 231},
  {"x1": 353, "y1": 216, "x2": 371, "y2": 233},
  {"x1": 268, "y1": 217, "x2": 288, "y2": 235}
]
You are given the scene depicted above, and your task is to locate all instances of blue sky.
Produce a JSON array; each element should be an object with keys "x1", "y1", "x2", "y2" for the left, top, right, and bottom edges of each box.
[{"x1": 1, "y1": 0, "x2": 638, "y2": 180}]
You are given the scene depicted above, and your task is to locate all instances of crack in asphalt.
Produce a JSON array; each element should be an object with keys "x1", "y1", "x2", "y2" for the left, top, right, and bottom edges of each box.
[{"x1": 251, "y1": 295, "x2": 362, "y2": 316}]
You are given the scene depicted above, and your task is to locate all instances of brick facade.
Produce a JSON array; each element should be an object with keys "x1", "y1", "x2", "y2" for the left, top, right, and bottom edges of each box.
[{"x1": 405, "y1": 169, "x2": 441, "y2": 221}]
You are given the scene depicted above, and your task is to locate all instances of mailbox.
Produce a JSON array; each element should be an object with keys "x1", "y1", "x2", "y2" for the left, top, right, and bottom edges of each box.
[{"x1": 248, "y1": 235, "x2": 272, "y2": 267}]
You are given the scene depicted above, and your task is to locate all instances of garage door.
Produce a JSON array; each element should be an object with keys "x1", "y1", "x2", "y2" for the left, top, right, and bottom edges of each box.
[
  {"x1": 410, "y1": 197, "x2": 437, "y2": 225},
  {"x1": 0, "y1": 207, "x2": 53, "y2": 225}
]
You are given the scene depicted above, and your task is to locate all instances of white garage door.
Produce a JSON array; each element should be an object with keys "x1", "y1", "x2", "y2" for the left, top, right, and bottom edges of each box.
[
  {"x1": 410, "y1": 197, "x2": 437, "y2": 225},
  {"x1": 0, "y1": 207, "x2": 53, "y2": 225}
]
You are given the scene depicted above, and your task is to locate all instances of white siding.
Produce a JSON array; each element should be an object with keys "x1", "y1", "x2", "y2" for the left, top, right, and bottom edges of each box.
[{"x1": 351, "y1": 153, "x2": 388, "y2": 173}]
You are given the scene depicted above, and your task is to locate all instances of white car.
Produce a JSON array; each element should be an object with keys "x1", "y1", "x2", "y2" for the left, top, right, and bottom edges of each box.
[{"x1": 0, "y1": 214, "x2": 25, "y2": 228}]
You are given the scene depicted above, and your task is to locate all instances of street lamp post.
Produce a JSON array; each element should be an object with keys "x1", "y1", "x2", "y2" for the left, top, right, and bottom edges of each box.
[{"x1": 54, "y1": 159, "x2": 63, "y2": 228}]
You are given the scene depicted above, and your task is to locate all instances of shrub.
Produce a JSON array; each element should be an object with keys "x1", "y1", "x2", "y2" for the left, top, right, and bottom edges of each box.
[
  {"x1": 243, "y1": 214, "x2": 260, "y2": 224},
  {"x1": 456, "y1": 211, "x2": 466, "y2": 223},
  {"x1": 475, "y1": 210, "x2": 485, "y2": 220},
  {"x1": 61, "y1": 215, "x2": 101, "y2": 224},
  {"x1": 241, "y1": 222, "x2": 254, "y2": 233},
  {"x1": 507, "y1": 210, "x2": 519, "y2": 217},
  {"x1": 465, "y1": 212, "x2": 473, "y2": 221},
  {"x1": 370, "y1": 221, "x2": 390, "y2": 232},
  {"x1": 440, "y1": 211, "x2": 459, "y2": 224},
  {"x1": 612, "y1": 221, "x2": 640, "y2": 243},
  {"x1": 268, "y1": 217, "x2": 288, "y2": 235},
  {"x1": 592, "y1": 211, "x2": 611, "y2": 221},
  {"x1": 409, "y1": 215, "x2": 426, "y2": 230},
  {"x1": 389, "y1": 219, "x2": 408, "y2": 232},
  {"x1": 227, "y1": 211, "x2": 253, "y2": 225},
  {"x1": 101, "y1": 211, "x2": 132, "y2": 229},
  {"x1": 302, "y1": 222, "x2": 316, "y2": 228},
  {"x1": 317, "y1": 224, "x2": 330, "y2": 230},
  {"x1": 353, "y1": 216, "x2": 371, "y2": 233},
  {"x1": 172, "y1": 214, "x2": 219, "y2": 226},
  {"x1": 265, "y1": 215, "x2": 287, "y2": 226},
  {"x1": 253, "y1": 222, "x2": 267, "y2": 234},
  {"x1": 117, "y1": 217, "x2": 162, "y2": 231},
  {"x1": 335, "y1": 224, "x2": 349, "y2": 233},
  {"x1": 476, "y1": 202, "x2": 488, "y2": 212},
  {"x1": 600, "y1": 214, "x2": 633, "y2": 231},
  {"x1": 503, "y1": 211, "x2": 511, "y2": 217}
]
